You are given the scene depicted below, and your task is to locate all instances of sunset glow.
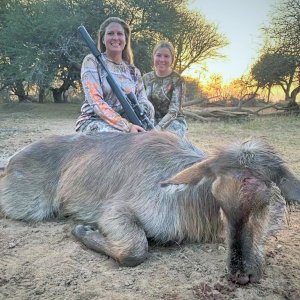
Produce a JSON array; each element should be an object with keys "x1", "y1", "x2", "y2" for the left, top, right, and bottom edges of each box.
[{"x1": 186, "y1": 0, "x2": 277, "y2": 83}]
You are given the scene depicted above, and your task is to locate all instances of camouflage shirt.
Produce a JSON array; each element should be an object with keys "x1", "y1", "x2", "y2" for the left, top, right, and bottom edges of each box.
[
  {"x1": 76, "y1": 53, "x2": 154, "y2": 132},
  {"x1": 143, "y1": 70, "x2": 186, "y2": 128}
]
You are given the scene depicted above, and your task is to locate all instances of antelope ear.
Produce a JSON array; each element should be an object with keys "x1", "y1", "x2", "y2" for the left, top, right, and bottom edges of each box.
[{"x1": 160, "y1": 158, "x2": 214, "y2": 186}]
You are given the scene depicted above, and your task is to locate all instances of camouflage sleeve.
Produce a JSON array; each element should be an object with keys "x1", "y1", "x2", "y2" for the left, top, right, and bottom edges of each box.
[
  {"x1": 135, "y1": 68, "x2": 155, "y2": 123},
  {"x1": 157, "y1": 77, "x2": 186, "y2": 128},
  {"x1": 142, "y1": 72, "x2": 150, "y2": 88},
  {"x1": 81, "y1": 55, "x2": 132, "y2": 132}
]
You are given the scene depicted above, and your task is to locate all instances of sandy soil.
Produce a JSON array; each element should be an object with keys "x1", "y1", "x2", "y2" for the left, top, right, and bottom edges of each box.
[{"x1": 0, "y1": 103, "x2": 299, "y2": 300}]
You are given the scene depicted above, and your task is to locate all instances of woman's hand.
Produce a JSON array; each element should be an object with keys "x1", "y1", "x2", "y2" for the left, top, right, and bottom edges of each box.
[{"x1": 130, "y1": 124, "x2": 145, "y2": 133}]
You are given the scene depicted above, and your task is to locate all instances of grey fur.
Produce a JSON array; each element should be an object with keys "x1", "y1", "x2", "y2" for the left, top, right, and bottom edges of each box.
[{"x1": 0, "y1": 132, "x2": 299, "y2": 284}]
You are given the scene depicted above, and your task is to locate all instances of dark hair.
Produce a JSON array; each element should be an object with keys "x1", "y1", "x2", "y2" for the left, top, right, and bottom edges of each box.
[
  {"x1": 98, "y1": 17, "x2": 134, "y2": 64},
  {"x1": 153, "y1": 40, "x2": 175, "y2": 64}
]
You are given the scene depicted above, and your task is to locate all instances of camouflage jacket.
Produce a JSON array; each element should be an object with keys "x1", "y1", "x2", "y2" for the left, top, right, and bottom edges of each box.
[
  {"x1": 143, "y1": 70, "x2": 186, "y2": 128},
  {"x1": 76, "y1": 53, "x2": 154, "y2": 132}
]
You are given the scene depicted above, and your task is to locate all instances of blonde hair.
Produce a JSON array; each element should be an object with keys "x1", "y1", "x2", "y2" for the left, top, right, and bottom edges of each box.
[
  {"x1": 153, "y1": 40, "x2": 175, "y2": 64},
  {"x1": 98, "y1": 17, "x2": 134, "y2": 64}
]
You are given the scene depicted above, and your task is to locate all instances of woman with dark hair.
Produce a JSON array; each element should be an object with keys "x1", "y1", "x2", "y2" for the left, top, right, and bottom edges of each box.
[
  {"x1": 76, "y1": 17, "x2": 154, "y2": 134},
  {"x1": 143, "y1": 41, "x2": 187, "y2": 137}
]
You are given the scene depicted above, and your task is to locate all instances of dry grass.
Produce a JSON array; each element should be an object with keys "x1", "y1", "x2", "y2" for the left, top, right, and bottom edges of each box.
[
  {"x1": 0, "y1": 102, "x2": 299, "y2": 175},
  {"x1": 188, "y1": 115, "x2": 300, "y2": 175}
]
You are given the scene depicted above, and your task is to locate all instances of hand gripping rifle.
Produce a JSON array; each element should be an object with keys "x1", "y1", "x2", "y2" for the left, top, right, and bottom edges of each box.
[{"x1": 78, "y1": 25, "x2": 154, "y2": 130}]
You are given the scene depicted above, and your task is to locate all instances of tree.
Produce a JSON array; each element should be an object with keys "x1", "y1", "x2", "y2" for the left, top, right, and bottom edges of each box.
[
  {"x1": 96, "y1": 0, "x2": 228, "y2": 74},
  {"x1": 171, "y1": 11, "x2": 228, "y2": 74},
  {"x1": 0, "y1": 0, "x2": 228, "y2": 102},
  {"x1": 0, "y1": 0, "x2": 88, "y2": 102},
  {"x1": 0, "y1": 0, "x2": 77, "y2": 101},
  {"x1": 264, "y1": 0, "x2": 300, "y2": 58},
  {"x1": 202, "y1": 74, "x2": 223, "y2": 99},
  {"x1": 258, "y1": 0, "x2": 300, "y2": 107},
  {"x1": 251, "y1": 52, "x2": 298, "y2": 102}
]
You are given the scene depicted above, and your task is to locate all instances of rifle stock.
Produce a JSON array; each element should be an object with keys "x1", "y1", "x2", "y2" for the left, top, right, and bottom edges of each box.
[{"x1": 78, "y1": 25, "x2": 154, "y2": 130}]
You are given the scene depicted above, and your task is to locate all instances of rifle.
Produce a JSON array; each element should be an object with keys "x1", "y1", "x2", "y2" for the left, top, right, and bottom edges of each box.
[{"x1": 78, "y1": 25, "x2": 154, "y2": 130}]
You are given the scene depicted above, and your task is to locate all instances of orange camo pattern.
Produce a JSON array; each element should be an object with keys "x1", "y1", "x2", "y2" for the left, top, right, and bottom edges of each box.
[
  {"x1": 76, "y1": 53, "x2": 154, "y2": 132},
  {"x1": 85, "y1": 81, "x2": 125, "y2": 126}
]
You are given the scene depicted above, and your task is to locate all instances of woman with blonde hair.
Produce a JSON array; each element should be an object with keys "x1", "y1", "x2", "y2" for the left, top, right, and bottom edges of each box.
[
  {"x1": 76, "y1": 17, "x2": 154, "y2": 134},
  {"x1": 143, "y1": 40, "x2": 187, "y2": 137}
]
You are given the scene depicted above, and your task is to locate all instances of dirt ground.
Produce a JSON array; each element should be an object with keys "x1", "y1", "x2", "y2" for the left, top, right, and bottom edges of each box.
[{"x1": 0, "y1": 103, "x2": 299, "y2": 300}]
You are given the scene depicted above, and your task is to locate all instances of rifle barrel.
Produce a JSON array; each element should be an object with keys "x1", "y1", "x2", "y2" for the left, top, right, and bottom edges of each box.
[{"x1": 78, "y1": 25, "x2": 154, "y2": 129}]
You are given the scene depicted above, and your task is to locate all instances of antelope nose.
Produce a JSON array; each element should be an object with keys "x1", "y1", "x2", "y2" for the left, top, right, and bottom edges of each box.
[
  {"x1": 229, "y1": 271, "x2": 251, "y2": 285},
  {"x1": 230, "y1": 273, "x2": 250, "y2": 285},
  {"x1": 249, "y1": 274, "x2": 259, "y2": 283},
  {"x1": 230, "y1": 272, "x2": 260, "y2": 285}
]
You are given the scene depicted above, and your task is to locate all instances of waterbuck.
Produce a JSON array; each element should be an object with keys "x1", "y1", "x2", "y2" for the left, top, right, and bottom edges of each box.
[{"x1": 0, "y1": 131, "x2": 299, "y2": 284}]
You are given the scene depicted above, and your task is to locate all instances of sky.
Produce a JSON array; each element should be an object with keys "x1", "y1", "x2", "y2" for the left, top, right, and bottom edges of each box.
[{"x1": 186, "y1": 0, "x2": 278, "y2": 83}]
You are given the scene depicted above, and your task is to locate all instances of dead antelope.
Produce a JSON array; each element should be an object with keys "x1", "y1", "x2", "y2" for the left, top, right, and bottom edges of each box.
[{"x1": 0, "y1": 131, "x2": 299, "y2": 284}]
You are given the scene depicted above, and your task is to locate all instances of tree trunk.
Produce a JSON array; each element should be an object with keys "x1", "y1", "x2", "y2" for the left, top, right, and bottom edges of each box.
[
  {"x1": 280, "y1": 82, "x2": 291, "y2": 102},
  {"x1": 288, "y1": 86, "x2": 300, "y2": 108},
  {"x1": 13, "y1": 80, "x2": 28, "y2": 102},
  {"x1": 267, "y1": 86, "x2": 271, "y2": 103},
  {"x1": 284, "y1": 90, "x2": 290, "y2": 101},
  {"x1": 51, "y1": 87, "x2": 64, "y2": 103},
  {"x1": 51, "y1": 72, "x2": 74, "y2": 103},
  {"x1": 38, "y1": 87, "x2": 45, "y2": 103}
]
